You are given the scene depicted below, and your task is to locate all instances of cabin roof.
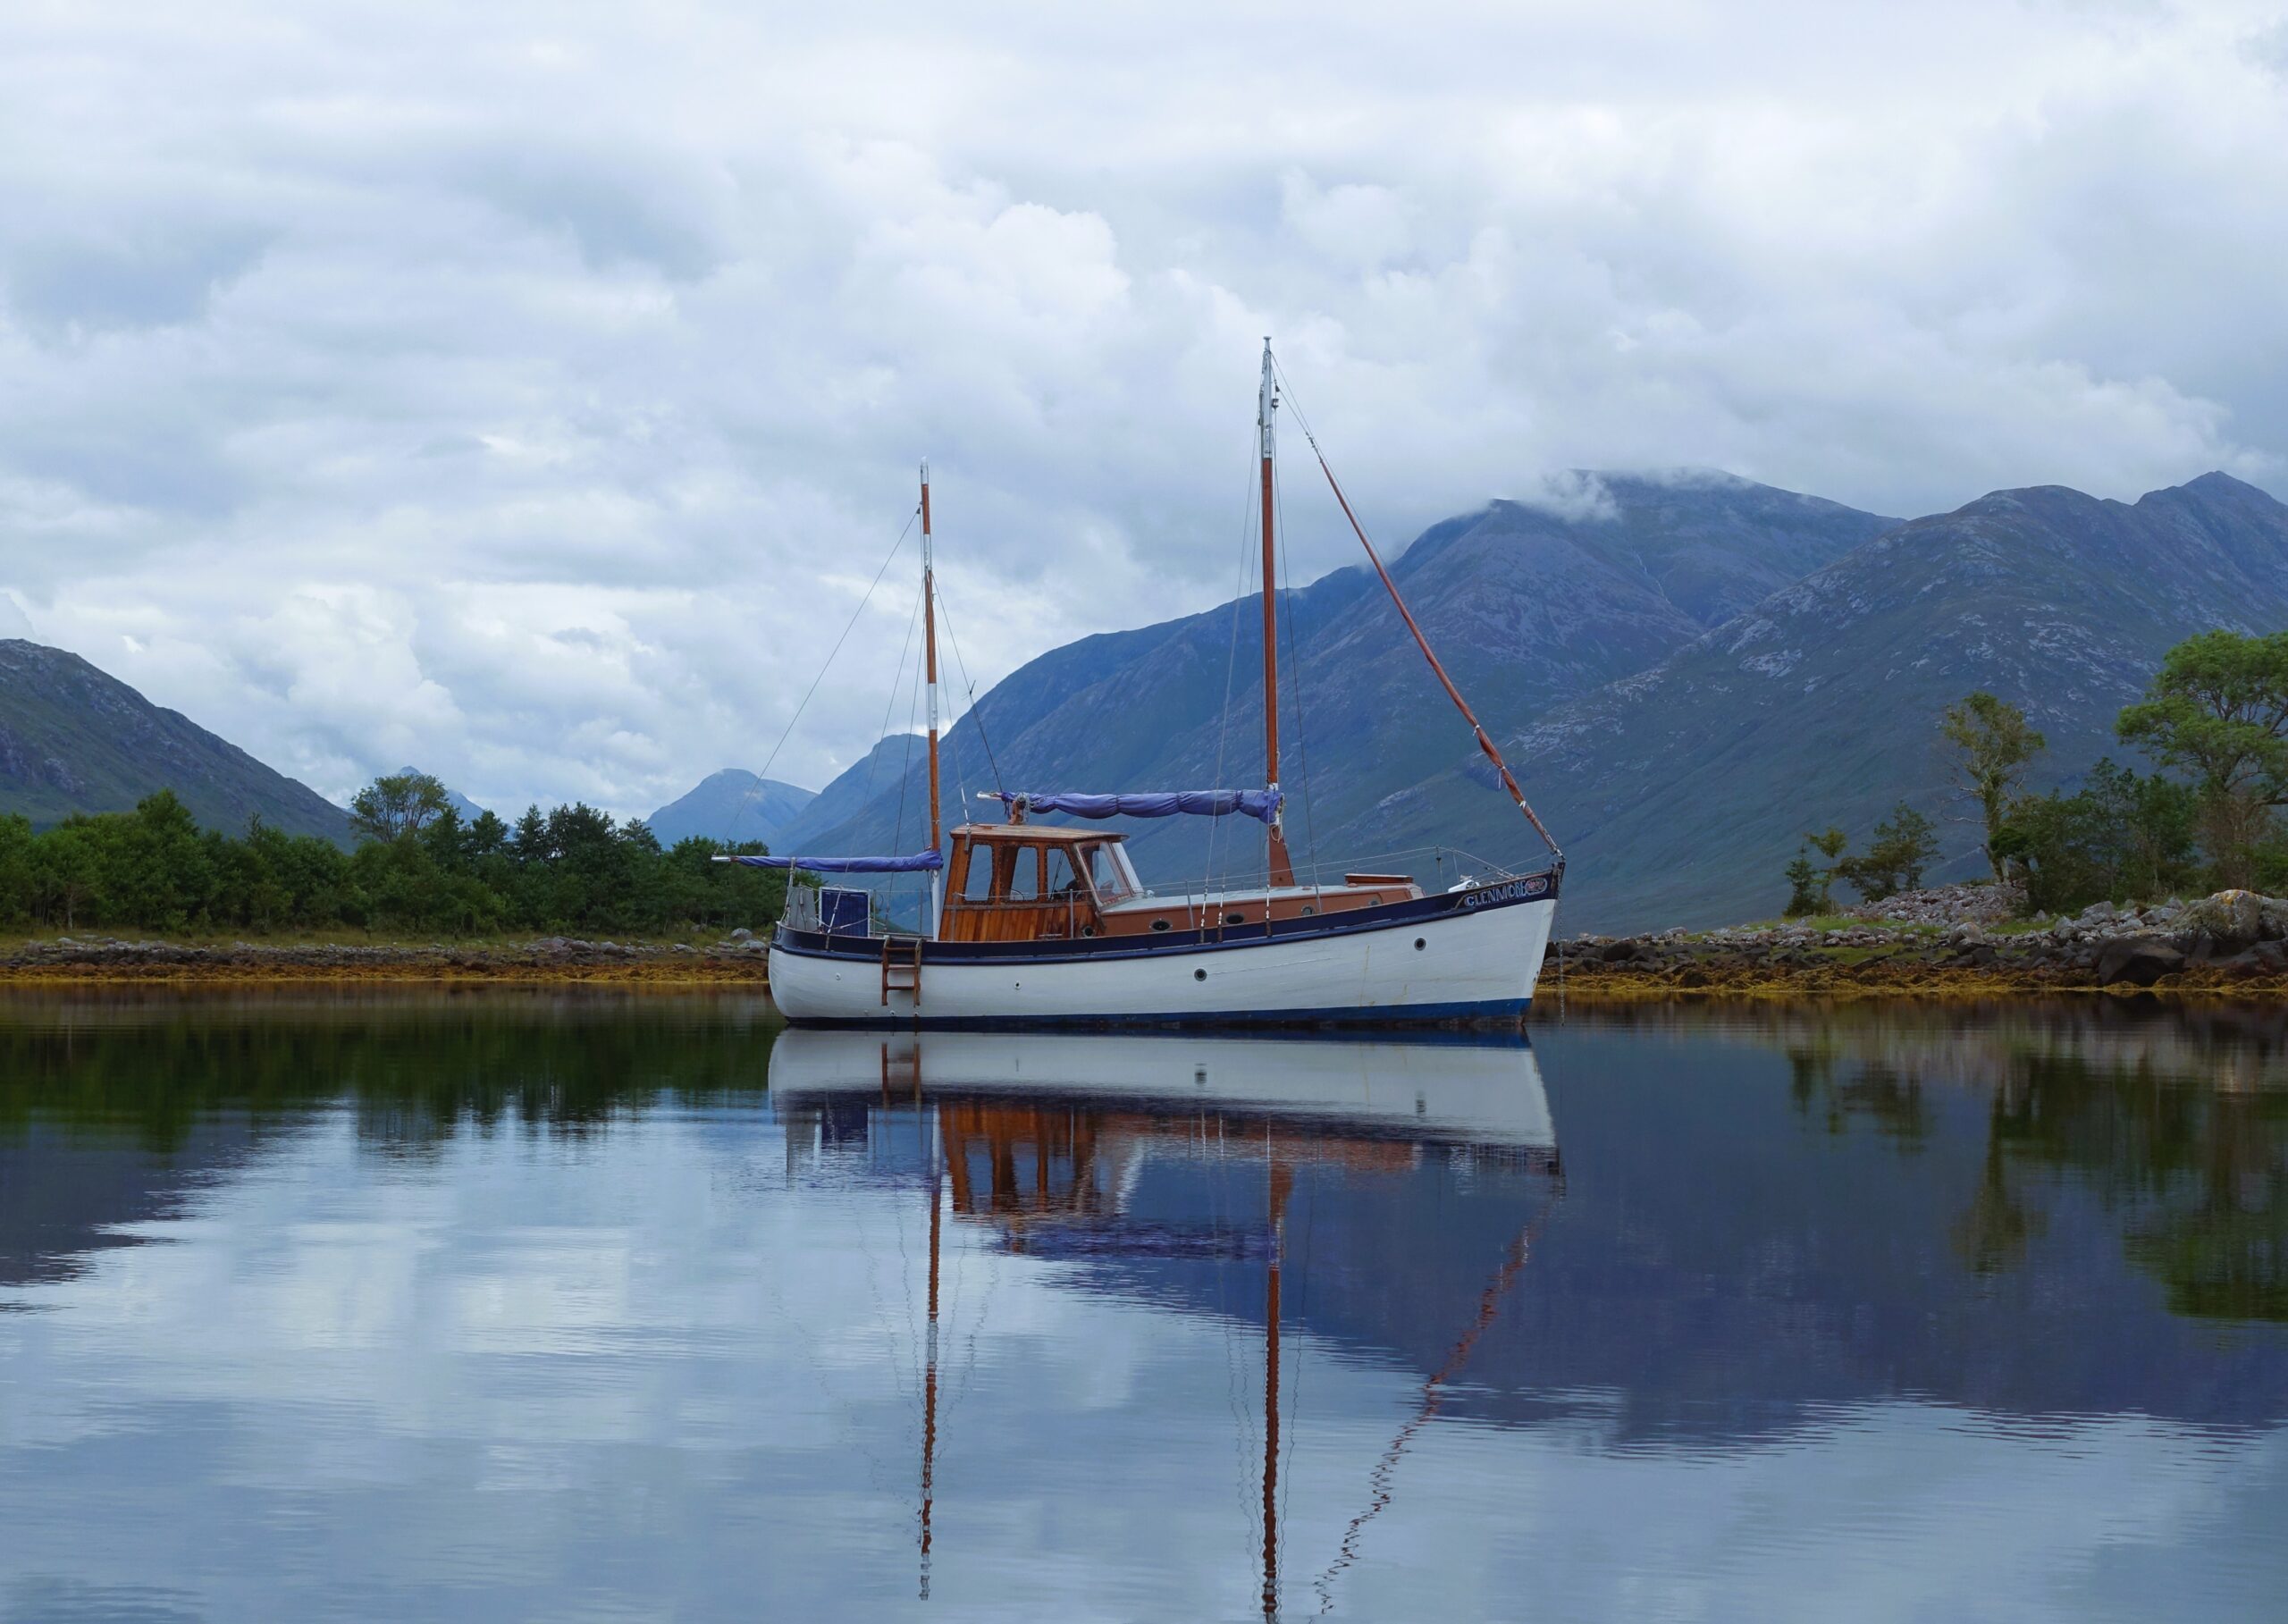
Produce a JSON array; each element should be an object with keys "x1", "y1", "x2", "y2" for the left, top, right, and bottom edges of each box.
[{"x1": 951, "y1": 822, "x2": 1122, "y2": 845}]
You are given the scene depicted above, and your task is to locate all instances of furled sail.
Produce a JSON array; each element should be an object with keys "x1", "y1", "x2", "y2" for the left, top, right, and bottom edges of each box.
[
  {"x1": 715, "y1": 851, "x2": 945, "y2": 873},
  {"x1": 993, "y1": 789, "x2": 1283, "y2": 825}
]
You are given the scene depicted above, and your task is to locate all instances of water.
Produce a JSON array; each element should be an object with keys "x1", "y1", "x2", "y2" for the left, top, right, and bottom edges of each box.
[{"x1": 3, "y1": 991, "x2": 2285, "y2": 1621}]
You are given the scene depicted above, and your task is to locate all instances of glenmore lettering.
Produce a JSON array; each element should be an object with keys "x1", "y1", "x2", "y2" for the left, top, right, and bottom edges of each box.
[{"x1": 1460, "y1": 877, "x2": 1550, "y2": 909}]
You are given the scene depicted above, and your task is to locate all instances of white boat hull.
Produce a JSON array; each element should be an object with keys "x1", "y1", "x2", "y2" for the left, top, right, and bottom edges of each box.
[
  {"x1": 767, "y1": 887, "x2": 1555, "y2": 1028},
  {"x1": 769, "y1": 1028, "x2": 1554, "y2": 1148}
]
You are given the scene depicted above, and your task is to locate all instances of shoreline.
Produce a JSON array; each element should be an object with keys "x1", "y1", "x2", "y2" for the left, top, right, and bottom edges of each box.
[
  {"x1": 1543, "y1": 963, "x2": 2288, "y2": 1000},
  {"x1": 0, "y1": 938, "x2": 772, "y2": 986},
  {"x1": 2, "y1": 935, "x2": 2283, "y2": 999}
]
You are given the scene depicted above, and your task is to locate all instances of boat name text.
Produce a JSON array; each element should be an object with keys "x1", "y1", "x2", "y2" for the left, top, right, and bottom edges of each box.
[{"x1": 1460, "y1": 877, "x2": 1550, "y2": 909}]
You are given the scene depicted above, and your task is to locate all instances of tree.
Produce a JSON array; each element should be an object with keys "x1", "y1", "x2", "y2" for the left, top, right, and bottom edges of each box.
[
  {"x1": 1993, "y1": 760, "x2": 2200, "y2": 913},
  {"x1": 0, "y1": 784, "x2": 795, "y2": 941},
  {"x1": 1836, "y1": 803, "x2": 1940, "y2": 903},
  {"x1": 1783, "y1": 827, "x2": 1848, "y2": 915},
  {"x1": 1940, "y1": 692, "x2": 2046, "y2": 881},
  {"x1": 349, "y1": 771, "x2": 453, "y2": 843},
  {"x1": 2117, "y1": 630, "x2": 2288, "y2": 887},
  {"x1": 0, "y1": 814, "x2": 34, "y2": 925},
  {"x1": 1782, "y1": 848, "x2": 1822, "y2": 917}
]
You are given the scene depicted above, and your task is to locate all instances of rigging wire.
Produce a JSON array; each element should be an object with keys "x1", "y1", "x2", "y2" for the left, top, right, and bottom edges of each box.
[
  {"x1": 1310, "y1": 1191, "x2": 1566, "y2": 1614},
  {"x1": 736, "y1": 504, "x2": 921, "y2": 841},
  {"x1": 891, "y1": 610, "x2": 928, "y2": 920},
  {"x1": 754, "y1": 503, "x2": 924, "y2": 795},
  {"x1": 1205, "y1": 442, "x2": 1261, "y2": 908},
  {"x1": 932, "y1": 583, "x2": 1006, "y2": 797},
  {"x1": 1268, "y1": 352, "x2": 1562, "y2": 863},
  {"x1": 1272, "y1": 448, "x2": 1323, "y2": 886},
  {"x1": 863, "y1": 577, "x2": 930, "y2": 808}
]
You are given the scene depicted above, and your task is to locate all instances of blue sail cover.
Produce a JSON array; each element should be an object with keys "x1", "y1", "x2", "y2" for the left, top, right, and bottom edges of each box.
[
  {"x1": 722, "y1": 850, "x2": 944, "y2": 873},
  {"x1": 997, "y1": 789, "x2": 1282, "y2": 825}
]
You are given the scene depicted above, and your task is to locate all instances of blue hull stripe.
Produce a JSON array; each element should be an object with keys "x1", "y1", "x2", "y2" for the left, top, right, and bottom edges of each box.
[{"x1": 778, "y1": 997, "x2": 1531, "y2": 1032}]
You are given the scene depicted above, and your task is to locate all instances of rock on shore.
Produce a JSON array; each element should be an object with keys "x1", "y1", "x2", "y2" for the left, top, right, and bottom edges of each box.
[{"x1": 1552, "y1": 886, "x2": 2288, "y2": 995}]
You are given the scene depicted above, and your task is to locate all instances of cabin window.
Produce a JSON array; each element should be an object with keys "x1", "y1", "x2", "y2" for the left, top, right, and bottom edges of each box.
[
  {"x1": 1003, "y1": 844, "x2": 1043, "y2": 902},
  {"x1": 1045, "y1": 848, "x2": 1084, "y2": 899},
  {"x1": 960, "y1": 845, "x2": 994, "y2": 902},
  {"x1": 1081, "y1": 843, "x2": 1138, "y2": 904}
]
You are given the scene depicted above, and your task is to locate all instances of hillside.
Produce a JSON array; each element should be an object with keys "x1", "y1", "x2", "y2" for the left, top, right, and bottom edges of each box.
[
  {"x1": 646, "y1": 770, "x2": 817, "y2": 848},
  {"x1": 0, "y1": 640, "x2": 352, "y2": 841},
  {"x1": 777, "y1": 472, "x2": 1896, "y2": 878},
  {"x1": 1342, "y1": 473, "x2": 2288, "y2": 931}
]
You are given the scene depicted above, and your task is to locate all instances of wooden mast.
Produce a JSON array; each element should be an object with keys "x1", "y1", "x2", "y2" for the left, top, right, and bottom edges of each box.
[
  {"x1": 1262, "y1": 1151, "x2": 1292, "y2": 1619},
  {"x1": 920, "y1": 1100, "x2": 942, "y2": 1599},
  {"x1": 1258, "y1": 341, "x2": 1296, "y2": 888},
  {"x1": 921, "y1": 464, "x2": 944, "y2": 933}
]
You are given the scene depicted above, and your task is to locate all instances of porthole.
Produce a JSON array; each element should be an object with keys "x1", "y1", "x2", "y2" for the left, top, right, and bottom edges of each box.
[
  {"x1": 1224, "y1": 911, "x2": 1246, "y2": 926},
  {"x1": 1414, "y1": 937, "x2": 1426, "y2": 951},
  {"x1": 1194, "y1": 968, "x2": 1207, "y2": 981},
  {"x1": 1080, "y1": 925, "x2": 1097, "y2": 938},
  {"x1": 1300, "y1": 905, "x2": 1316, "y2": 917},
  {"x1": 1150, "y1": 919, "x2": 1172, "y2": 933}
]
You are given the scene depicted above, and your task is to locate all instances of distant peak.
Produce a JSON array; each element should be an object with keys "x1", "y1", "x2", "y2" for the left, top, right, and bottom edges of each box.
[
  {"x1": 2174, "y1": 469, "x2": 2282, "y2": 506},
  {"x1": 1489, "y1": 471, "x2": 1619, "y2": 524}
]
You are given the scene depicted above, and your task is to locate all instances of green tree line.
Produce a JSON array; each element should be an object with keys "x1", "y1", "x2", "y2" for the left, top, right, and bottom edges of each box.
[
  {"x1": 0, "y1": 771, "x2": 794, "y2": 937},
  {"x1": 1786, "y1": 628, "x2": 2288, "y2": 916}
]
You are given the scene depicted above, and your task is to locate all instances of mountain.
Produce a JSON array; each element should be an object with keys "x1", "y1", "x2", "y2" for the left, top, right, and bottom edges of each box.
[
  {"x1": 1342, "y1": 473, "x2": 2288, "y2": 931},
  {"x1": 776, "y1": 472, "x2": 1897, "y2": 879},
  {"x1": 396, "y1": 767, "x2": 486, "y2": 823},
  {"x1": 647, "y1": 770, "x2": 817, "y2": 848},
  {"x1": 0, "y1": 640, "x2": 352, "y2": 841}
]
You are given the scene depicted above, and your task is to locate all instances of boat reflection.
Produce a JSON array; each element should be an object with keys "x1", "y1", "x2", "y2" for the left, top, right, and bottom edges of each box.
[{"x1": 770, "y1": 1028, "x2": 1563, "y2": 1615}]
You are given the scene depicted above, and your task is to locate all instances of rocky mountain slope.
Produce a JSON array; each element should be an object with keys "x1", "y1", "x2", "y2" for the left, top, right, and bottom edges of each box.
[
  {"x1": 0, "y1": 640, "x2": 351, "y2": 840},
  {"x1": 646, "y1": 769, "x2": 816, "y2": 848},
  {"x1": 777, "y1": 473, "x2": 1895, "y2": 879},
  {"x1": 1346, "y1": 473, "x2": 2288, "y2": 930}
]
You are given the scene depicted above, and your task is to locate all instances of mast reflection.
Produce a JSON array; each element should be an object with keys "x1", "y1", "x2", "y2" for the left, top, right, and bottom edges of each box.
[{"x1": 770, "y1": 1029, "x2": 1563, "y2": 1616}]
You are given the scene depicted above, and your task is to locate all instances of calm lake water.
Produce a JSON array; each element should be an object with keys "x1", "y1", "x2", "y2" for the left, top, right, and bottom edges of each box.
[{"x1": 3, "y1": 991, "x2": 2285, "y2": 1621}]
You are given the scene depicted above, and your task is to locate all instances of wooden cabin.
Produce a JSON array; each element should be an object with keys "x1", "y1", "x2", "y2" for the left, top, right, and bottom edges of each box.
[{"x1": 937, "y1": 822, "x2": 1425, "y2": 944}]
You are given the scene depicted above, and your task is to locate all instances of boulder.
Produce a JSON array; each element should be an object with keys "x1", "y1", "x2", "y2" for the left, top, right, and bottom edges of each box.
[
  {"x1": 2178, "y1": 889, "x2": 2268, "y2": 949},
  {"x1": 2095, "y1": 936, "x2": 2185, "y2": 988},
  {"x1": 2217, "y1": 941, "x2": 2288, "y2": 978}
]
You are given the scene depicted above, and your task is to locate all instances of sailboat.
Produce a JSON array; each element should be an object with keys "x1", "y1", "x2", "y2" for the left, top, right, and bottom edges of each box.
[{"x1": 730, "y1": 341, "x2": 1563, "y2": 1028}]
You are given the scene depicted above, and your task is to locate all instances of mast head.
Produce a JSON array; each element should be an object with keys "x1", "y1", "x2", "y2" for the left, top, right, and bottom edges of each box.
[{"x1": 1258, "y1": 339, "x2": 1277, "y2": 450}]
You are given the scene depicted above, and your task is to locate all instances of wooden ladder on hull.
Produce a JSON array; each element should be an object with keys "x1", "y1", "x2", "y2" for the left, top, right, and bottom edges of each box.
[{"x1": 880, "y1": 936, "x2": 923, "y2": 1006}]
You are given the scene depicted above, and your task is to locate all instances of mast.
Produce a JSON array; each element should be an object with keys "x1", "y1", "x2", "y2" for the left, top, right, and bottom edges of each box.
[
  {"x1": 921, "y1": 463, "x2": 944, "y2": 933},
  {"x1": 1262, "y1": 1152, "x2": 1292, "y2": 1620},
  {"x1": 920, "y1": 1102, "x2": 942, "y2": 1599},
  {"x1": 1258, "y1": 341, "x2": 1297, "y2": 888}
]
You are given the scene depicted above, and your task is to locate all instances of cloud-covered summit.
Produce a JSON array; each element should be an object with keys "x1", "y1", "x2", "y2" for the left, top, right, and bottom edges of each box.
[{"x1": 2, "y1": 1, "x2": 2283, "y2": 817}]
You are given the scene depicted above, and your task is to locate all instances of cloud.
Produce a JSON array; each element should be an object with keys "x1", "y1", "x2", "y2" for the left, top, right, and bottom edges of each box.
[{"x1": 0, "y1": 0, "x2": 2284, "y2": 815}]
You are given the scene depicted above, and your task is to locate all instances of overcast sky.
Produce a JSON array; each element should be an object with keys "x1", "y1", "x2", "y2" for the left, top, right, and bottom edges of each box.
[{"x1": 4, "y1": 1, "x2": 2286, "y2": 816}]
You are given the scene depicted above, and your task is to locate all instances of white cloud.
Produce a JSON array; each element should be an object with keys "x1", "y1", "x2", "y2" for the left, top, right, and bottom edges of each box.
[{"x1": 0, "y1": 0, "x2": 2284, "y2": 814}]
